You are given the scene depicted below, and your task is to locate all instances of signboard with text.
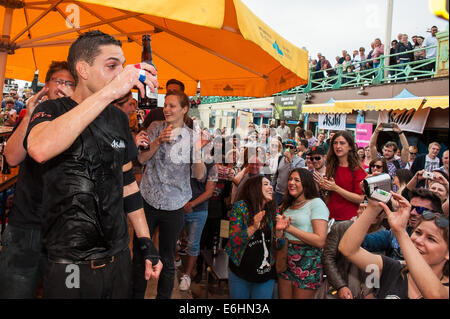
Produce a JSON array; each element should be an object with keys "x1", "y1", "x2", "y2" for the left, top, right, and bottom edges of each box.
[
  {"x1": 355, "y1": 123, "x2": 373, "y2": 148},
  {"x1": 377, "y1": 108, "x2": 430, "y2": 134},
  {"x1": 318, "y1": 114, "x2": 347, "y2": 130},
  {"x1": 273, "y1": 94, "x2": 304, "y2": 120}
]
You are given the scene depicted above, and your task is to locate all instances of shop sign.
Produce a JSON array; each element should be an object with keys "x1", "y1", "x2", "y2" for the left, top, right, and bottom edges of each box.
[
  {"x1": 355, "y1": 123, "x2": 373, "y2": 148},
  {"x1": 318, "y1": 114, "x2": 347, "y2": 130},
  {"x1": 377, "y1": 108, "x2": 430, "y2": 134}
]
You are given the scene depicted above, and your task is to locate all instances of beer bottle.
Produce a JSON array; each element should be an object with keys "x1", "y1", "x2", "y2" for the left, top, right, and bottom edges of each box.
[{"x1": 138, "y1": 34, "x2": 158, "y2": 109}]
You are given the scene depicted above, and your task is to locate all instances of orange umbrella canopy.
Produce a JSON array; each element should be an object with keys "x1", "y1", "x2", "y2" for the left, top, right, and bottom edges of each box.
[{"x1": 1, "y1": 0, "x2": 308, "y2": 97}]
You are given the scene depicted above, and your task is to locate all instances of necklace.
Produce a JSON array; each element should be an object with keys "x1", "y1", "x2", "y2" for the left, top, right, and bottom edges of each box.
[{"x1": 291, "y1": 199, "x2": 307, "y2": 208}]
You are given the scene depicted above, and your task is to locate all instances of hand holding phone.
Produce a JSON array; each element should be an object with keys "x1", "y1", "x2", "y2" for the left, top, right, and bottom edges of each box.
[{"x1": 422, "y1": 171, "x2": 434, "y2": 179}]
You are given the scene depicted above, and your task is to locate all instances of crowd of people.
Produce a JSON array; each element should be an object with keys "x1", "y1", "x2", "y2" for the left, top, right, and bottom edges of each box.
[
  {"x1": 309, "y1": 26, "x2": 439, "y2": 80},
  {"x1": 0, "y1": 30, "x2": 448, "y2": 300}
]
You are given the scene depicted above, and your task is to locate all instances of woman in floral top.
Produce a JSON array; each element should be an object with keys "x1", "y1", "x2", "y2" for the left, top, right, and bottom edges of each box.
[{"x1": 225, "y1": 175, "x2": 289, "y2": 299}]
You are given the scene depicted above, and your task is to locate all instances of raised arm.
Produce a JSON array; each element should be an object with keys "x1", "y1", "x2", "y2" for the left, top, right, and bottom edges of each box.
[
  {"x1": 4, "y1": 87, "x2": 49, "y2": 166},
  {"x1": 27, "y1": 64, "x2": 157, "y2": 164},
  {"x1": 369, "y1": 123, "x2": 383, "y2": 160},
  {"x1": 392, "y1": 123, "x2": 410, "y2": 164}
]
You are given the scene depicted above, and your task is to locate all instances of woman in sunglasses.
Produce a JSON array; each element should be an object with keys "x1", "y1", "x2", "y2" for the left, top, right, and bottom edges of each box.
[
  {"x1": 368, "y1": 158, "x2": 388, "y2": 175},
  {"x1": 339, "y1": 192, "x2": 449, "y2": 299}
]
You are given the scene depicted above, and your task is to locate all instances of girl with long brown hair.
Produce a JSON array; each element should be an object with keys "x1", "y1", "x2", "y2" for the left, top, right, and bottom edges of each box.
[
  {"x1": 318, "y1": 131, "x2": 367, "y2": 221},
  {"x1": 277, "y1": 168, "x2": 329, "y2": 299},
  {"x1": 225, "y1": 175, "x2": 288, "y2": 298}
]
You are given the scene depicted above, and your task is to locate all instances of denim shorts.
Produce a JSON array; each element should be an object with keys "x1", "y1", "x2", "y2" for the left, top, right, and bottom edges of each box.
[{"x1": 184, "y1": 209, "x2": 208, "y2": 256}]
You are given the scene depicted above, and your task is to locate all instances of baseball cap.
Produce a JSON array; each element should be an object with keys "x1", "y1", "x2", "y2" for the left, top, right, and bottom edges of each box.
[
  {"x1": 284, "y1": 139, "x2": 297, "y2": 148},
  {"x1": 309, "y1": 145, "x2": 327, "y2": 156}
]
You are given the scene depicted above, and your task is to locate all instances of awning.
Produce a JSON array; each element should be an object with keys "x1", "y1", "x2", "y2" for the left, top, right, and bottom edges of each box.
[
  {"x1": 422, "y1": 96, "x2": 449, "y2": 109},
  {"x1": 332, "y1": 88, "x2": 426, "y2": 112},
  {"x1": 302, "y1": 98, "x2": 352, "y2": 114},
  {"x1": 334, "y1": 97, "x2": 426, "y2": 112}
]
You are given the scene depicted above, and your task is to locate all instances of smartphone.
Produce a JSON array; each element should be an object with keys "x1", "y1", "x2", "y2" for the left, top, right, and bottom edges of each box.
[
  {"x1": 382, "y1": 123, "x2": 395, "y2": 128},
  {"x1": 422, "y1": 171, "x2": 434, "y2": 179}
]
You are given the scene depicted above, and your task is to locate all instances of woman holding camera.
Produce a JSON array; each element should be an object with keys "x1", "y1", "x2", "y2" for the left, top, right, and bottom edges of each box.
[
  {"x1": 318, "y1": 131, "x2": 367, "y2": 221},
  {"x1": 339, "y1": 192, "x2": 449, "y2": 299}
]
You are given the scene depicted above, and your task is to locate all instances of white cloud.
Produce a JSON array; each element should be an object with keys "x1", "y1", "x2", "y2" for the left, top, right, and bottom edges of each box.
[{"x1": 242, "y1": 0, "x2": 448, "y2": 63}]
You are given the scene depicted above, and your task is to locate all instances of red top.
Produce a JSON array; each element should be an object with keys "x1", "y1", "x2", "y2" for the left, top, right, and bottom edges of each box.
[{"x1": 327, "y1": 165, "x2": 367, "y2": 221}]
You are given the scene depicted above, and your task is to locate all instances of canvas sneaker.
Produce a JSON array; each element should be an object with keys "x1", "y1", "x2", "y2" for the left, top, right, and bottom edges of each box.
[
  {"x1": 175, "y1": 257, "x2": 182, "y2": 268},
  {"x1": 179, "y1": 274, "x2": 191, "y2": 291}
]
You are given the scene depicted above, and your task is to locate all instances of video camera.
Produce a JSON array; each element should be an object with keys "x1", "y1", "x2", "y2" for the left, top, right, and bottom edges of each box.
[{"x1": 363, "y1": 173, "x2": 392, "y2": 203}]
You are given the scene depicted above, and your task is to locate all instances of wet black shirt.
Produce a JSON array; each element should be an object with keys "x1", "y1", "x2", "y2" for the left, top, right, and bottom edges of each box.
[
  {"x1": 7, "y1": 153, "x2": 43, "y2": 229},
  {"x1": 25, "y1": 97, "x2": 138, "y2": 261}
]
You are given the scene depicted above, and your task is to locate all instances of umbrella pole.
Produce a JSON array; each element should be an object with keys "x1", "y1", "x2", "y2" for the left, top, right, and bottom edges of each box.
[{"x1": 0, "y1": 7, "x2": 14, "y2": 103}]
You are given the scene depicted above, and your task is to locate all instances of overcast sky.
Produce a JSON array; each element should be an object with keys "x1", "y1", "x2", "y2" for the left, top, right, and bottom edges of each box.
[{"x1": 242, "y1": 0, "x2": 448, "y2": 62}]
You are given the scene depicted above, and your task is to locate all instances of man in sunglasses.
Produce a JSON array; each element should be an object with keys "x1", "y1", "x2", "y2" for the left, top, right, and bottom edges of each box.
[
  {"x1": 309, "y1": 146, "x2": 327, "y2": 178},
  {"x1": 404, "y1": 145, "x2": 418, "y2": 170},
  {"x1": 361, "y1": 188, "x2": 442, "y2": 260},
  {"x1": 273, "y1": 139, "x2": 305, "y2": 205},
  {"x1": 309, "y1": 146, "x2": 327, "y2": 200}
]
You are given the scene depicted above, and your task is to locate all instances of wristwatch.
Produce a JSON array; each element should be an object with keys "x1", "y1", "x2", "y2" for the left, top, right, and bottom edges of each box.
[{"x1": 398, "y1": 131, "x2": 404, "y2": 135}]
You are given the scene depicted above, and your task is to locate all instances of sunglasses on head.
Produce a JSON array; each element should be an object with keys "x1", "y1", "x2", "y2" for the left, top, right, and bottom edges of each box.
[
  {"x1": 421, "y1": 211, "x2": 449, "y2": 228},
  {"x1": 370, "y1": 164, "x2": 383, "y2": 169},
  {"x1": 311, "y1": 156, "x2": 322, "y2": 161}
]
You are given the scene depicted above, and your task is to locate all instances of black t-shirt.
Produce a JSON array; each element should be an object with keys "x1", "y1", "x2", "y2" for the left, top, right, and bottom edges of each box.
[
  {"x1": 190, "y1": 162, "x2": 216, "y2": 212},
  {"x1": 7, "y1": 154, "x2": 43, "y2": 229},
  {"x1": 376, "y1": 255, "x2": 409, "y2": 299},
  {"x1": 7, "y1": 117, "x2": 43, "y2": 229},
  {"x1": 229, "y1": 224, "x2": 277, "y2": 283},
  {"x1": 24, "y1": 97, "x2": 138, "y2": 261}
]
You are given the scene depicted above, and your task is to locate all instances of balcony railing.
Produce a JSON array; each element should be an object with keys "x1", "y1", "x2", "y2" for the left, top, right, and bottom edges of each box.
[{"x1": 200, "y1": 45, "x2": 438, "y2": 104}]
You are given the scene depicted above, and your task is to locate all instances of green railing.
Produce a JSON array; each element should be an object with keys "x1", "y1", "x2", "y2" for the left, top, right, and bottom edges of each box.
[{"x1": 200, "y1": 45, "x2": 438, "y2": 103}]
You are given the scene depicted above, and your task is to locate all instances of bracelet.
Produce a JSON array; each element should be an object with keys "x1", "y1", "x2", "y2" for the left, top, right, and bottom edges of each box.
[{"x1": 398, "y1": 131, "x2": 404, "y2": 135}]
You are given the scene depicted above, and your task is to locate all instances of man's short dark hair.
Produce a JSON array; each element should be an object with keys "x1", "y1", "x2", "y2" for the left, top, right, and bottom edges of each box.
[
  {"x1": 166, "y1": 79, "x2": 185, "y2": 92},
  {"x1": 299, "y1": 138, "x2": 308, "y2": 149},
  {"x1": 45, "y1": 61, "x2": 71, "y2": 83},
  {"x1": 411, "y1": 187, "x2": 442, "y2": 213},
  {"x1": 383, "y1": 141, "x2": 399, "y2": 152},
  {"x1": 67, "y1": 30, "x2": 122, "y2": 83}
]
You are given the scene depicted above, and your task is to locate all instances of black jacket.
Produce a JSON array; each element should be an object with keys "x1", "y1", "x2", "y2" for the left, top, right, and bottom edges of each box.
[
  {"x1": 322, "y1": 220, "x2": 374, "y2": 298},
  {"x1": 395, "y1": 42, "x2": 414, "y2": 61}
]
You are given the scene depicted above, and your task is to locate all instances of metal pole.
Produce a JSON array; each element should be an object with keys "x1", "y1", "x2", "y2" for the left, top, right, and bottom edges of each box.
[
  {"x1": 384, "y1": 0, "x2": 394, "y2": 80},
  {"x1": 0, "y1": 7, "x2": 14, "y2": 104}
]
